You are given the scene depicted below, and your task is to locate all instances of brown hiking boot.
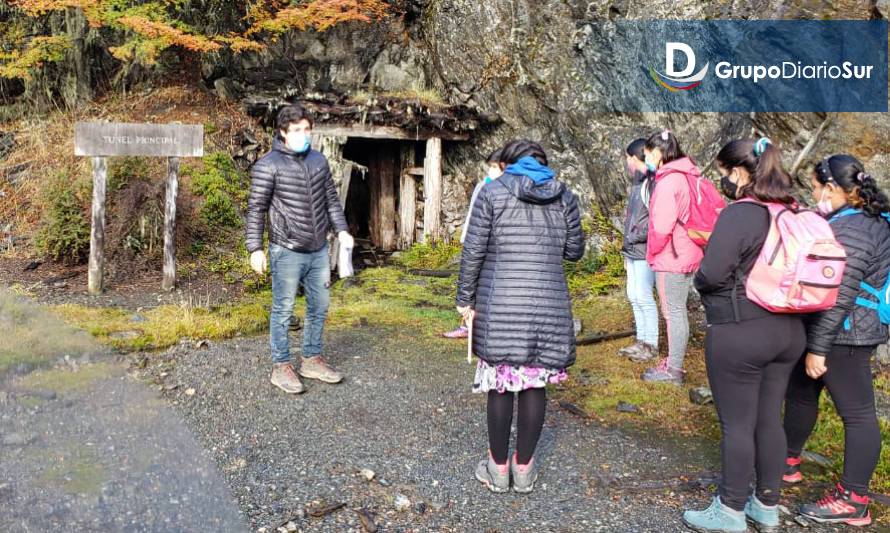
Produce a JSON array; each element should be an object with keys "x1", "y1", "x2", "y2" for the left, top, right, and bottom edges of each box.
[
  {"x1": 270, "y1": 362, "x2": 305, "y2": 394},
  {"x1": 298, "y1": 355, "x2": 343, "y2": 384}
]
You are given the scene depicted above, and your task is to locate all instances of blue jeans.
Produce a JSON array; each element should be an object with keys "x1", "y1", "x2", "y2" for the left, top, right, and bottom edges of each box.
[
  {"x1": 625, "y1": 258, "x2": 658, "y2": 348},
  {"x1": 269, "y1": 242, "x2": 331, "y2": 364}
]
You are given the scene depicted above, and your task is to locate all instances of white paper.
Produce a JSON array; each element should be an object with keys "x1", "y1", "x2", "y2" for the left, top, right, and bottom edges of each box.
[{"x1": 337, "y1": 242, "x2": 354, "y2": 278}]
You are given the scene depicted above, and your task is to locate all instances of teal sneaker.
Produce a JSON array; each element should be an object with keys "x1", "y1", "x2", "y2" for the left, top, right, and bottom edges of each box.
[
  {"x1": 683, "y1": 496, "x2": 748, "y2": 532},
  {"x1": 744, "y1": 495, "x2": 779, "y2": 532}
]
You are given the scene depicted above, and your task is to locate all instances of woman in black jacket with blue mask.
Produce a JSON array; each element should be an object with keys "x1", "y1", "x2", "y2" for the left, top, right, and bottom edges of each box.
[
  {"x1": 457, "y1": 139, "x2": 584, "y2": 494},
  {"x1": 782, "y1": 155, "x2": 890, "y2": 527}
]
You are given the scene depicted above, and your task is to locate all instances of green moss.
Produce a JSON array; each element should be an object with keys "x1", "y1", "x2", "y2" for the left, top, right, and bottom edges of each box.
[{"x1": 394, "y1": 240, "x2": 462, "y2": 270}]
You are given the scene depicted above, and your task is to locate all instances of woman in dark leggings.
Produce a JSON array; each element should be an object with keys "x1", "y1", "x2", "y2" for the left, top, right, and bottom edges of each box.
[
  {"x1": 456, "y1": 139, "x2": 584, "y2": 493},
  {"x1": 782, "y1": 154, "x2": 890, "y2": 527},
  {"x1": 683, "y1": 138, "x2": 807, "y2": 532}
]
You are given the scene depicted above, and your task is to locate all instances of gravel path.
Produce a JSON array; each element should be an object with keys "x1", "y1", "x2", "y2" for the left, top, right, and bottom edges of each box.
[
  {"x1": 0, "y1": 360, "x2": 247, "y2": 532},
  {"x1": 140, "y1": 327, "x2": 858, "y2": 533}
]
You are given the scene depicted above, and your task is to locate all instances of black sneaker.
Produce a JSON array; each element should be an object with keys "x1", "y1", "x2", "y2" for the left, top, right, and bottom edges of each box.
[{"x1": 799, "y1": 483, "x2": 871, "y2": 527}]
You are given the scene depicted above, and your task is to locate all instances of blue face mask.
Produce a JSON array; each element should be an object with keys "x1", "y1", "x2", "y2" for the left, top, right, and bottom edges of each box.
[
  {"x1": 645, "y1": 162, "x2": 657, "y2": 173},
  {"x1": 285, "y1": 132, "x2": 311, "y2": 153}
]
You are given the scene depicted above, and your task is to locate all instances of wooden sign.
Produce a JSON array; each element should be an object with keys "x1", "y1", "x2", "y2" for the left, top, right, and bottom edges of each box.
[
  {"x1": 75, "y1": 122, "x2": 203, "y2": 157},
  {"x1": 75, "y1": 122, "x2": 203, "y2": 295}
]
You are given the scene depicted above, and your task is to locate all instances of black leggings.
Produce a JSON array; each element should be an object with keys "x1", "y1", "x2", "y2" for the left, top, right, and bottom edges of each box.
[
  {"x1": 706, "y1": 314, "x2": 807, "y2": 511},
  {"x1": 784, "y1": 344, "x2": 881, "y2": 496},
  {"x1": 487, "y1": 388, "x2": 546, "y2": 465}
]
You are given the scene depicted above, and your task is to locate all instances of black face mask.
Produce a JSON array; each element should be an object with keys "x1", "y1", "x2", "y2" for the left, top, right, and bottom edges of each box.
[{"x1": 720, "y1": 175, "x2": 738, "y2": 200}]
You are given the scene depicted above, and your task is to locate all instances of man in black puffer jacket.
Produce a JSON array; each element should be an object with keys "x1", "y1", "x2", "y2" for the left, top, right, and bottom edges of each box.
[{"x1": 245, "y1": 104, "x2": 353, "y2": 395}]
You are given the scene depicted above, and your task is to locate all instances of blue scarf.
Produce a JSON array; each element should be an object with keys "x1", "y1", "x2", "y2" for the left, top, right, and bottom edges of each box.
[{"x1": 505, "y1": 156, "x2": 555, "y2": 184}]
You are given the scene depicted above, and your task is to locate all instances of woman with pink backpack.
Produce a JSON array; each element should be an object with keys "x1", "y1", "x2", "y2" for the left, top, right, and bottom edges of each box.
[
  {"x1": 682, "y1": 138, "x2": 810, "y2": 532},
  {"x1": 781, "y1": 154, "x2": 890, "y2": 527},
  {"x1": 642, "y1": 130, "x2": 706, "y2": 385}
]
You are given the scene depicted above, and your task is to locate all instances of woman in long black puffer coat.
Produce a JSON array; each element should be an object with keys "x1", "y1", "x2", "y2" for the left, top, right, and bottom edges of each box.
[{"x1": 456, "y1": 139, "x2": 584, "y2": 494}]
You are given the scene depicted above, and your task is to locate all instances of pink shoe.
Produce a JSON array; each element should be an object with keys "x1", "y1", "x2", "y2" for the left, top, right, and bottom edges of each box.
[{"x1": 442, "y1": 325, "x2": 469, "y2": 339}]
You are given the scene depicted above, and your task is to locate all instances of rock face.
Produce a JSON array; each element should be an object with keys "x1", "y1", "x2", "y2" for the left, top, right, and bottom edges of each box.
[{"x1": 219, "y1": 0, "x2": 889, "y2": 217}]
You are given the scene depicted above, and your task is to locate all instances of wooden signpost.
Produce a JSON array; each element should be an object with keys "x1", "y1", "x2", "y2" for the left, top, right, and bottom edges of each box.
[{"x1": 74, "y1": 122, "x2": 203, "y2": 295}]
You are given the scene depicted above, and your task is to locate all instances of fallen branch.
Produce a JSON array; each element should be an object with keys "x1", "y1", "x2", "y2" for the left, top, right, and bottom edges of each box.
[
  {"x1": 558, "y1": 400, "x2": 591, "y2": 419},
  {"x1": 576, "y1": 329, "x2": 635, "y2": 345},
  {"x1": 614, "y1": 471, "x2": 720, "y2": 493},
  {"x1": 307, "y1": 501, "x2": 345, "y2": 518}
]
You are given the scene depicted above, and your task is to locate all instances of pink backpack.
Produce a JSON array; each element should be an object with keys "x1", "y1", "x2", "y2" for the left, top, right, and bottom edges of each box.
[
  {"x1": 737, "y1": 199, "x2": 846, "y2": 314},
  {"x1": 668, "y1": 168, "x2": 726, "y2": 247}
]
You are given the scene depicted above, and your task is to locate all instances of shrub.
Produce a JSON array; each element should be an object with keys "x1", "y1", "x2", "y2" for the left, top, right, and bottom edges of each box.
[
  {"x1": 187, "y1": 152, "x2": 247, "y2": 232},
  {"x1": 35, "y1": 172, "x2": 90, "y2": 264}
]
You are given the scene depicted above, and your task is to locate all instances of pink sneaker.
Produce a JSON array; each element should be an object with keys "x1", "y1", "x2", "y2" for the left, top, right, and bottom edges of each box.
[{"x1": 442, "y1": 325, "x2": 469, "y2": 339}]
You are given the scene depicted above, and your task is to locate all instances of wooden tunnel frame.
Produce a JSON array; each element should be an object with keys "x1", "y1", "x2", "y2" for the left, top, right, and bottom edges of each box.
[{"x1": 312, "y1": 123, "x2": 459, "y2": 269}]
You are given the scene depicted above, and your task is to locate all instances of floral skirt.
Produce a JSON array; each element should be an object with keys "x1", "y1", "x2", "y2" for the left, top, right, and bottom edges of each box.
[{"x1": 472, "y1": 359, "x2": 568, "y2": 394}]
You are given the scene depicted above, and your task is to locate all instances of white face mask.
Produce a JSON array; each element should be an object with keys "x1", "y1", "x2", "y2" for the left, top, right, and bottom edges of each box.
[
  {"x1": 816, "y1": 186, "x2": 835, "y2": 215},
  {"x1": 486, "y1": 166, "x2": 503, "y2": 181},
  {"x1": 285, "y1": 131, "x2": 310, "y2": 153}
]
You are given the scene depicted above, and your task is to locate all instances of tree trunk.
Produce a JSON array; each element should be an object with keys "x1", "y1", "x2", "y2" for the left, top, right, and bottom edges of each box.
[{"x1": 64, "y1": 7, "x2": 92, "y2": 105}]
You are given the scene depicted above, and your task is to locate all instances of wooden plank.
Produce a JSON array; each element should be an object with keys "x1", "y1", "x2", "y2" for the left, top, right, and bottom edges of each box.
[
  {"x1": 365, "y1": 145, "x2": 397, "y2": 251},
  {"x1": 87, "y1": 156, "x2": 107, "y2": 295},
  {"x1": 378, "y1": 147, "x2": 397, "y2": 252},
  {"x1": 422, "y1": 137, "x2": 443, "y2": 242},
  {"x1": 405, "y1": 166, "x2": 424, "y2": 176},
  {"x1": 398, "y1": 145, "x2": 417, "y2": 248},
  {"x1": 162, "y1": 157, "x2": 179, "y2": 291},
  {"x1": 75, "y1": 122, "x2": 204, "y2": 157},
  {"x1": 368, "y1": 154, "x2": 381, "y2": 247},
  {"x1": 312, "y1": 124, "x2": 469, "y2": 142}
]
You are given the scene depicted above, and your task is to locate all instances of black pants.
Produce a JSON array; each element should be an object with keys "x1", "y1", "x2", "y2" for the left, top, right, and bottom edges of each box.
[
  {"x1": 784, "y1": 344, "x2": 881, "y2": 496},
  {"x1": 706, "y1": 314, "x2": 807, "y2": 511},
  {"x1": 487, "y1": 388, "x2": 546, "y2": 465}
]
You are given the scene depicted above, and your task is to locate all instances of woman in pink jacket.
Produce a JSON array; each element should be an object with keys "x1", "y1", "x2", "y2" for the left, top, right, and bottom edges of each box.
[{"x1": 642, "y1": 130, "x2": 704, "y2": 385}]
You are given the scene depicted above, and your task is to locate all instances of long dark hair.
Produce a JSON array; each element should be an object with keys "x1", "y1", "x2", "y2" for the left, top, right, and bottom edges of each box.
[
  {"x1": 814, "y1": 154, "x2": 890, "y2": 217},
  {"x1": 644, "y1": 130, "x2": 685, "y2": 163},
  {"x1": 716, "y1": 138, "x2": 795, "y2": 204},
  {"x1": 499, "y1": 139, "x2": 548, "y2": 166},
  {"x1": 625, "y1": 138, "x2": 646, "y2": 161}
]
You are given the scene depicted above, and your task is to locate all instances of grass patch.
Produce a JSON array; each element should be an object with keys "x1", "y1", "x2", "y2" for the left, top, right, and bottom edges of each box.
[
  {"x1": 0, "y1": 289, "x2": 97, "y2": 373},
  {"x1": 50, "y1": 297, "x2": 269, "y2": 352},
  {"x1": 556, "y1": 293, "x2": 719, "y2": 442},
  {"x1": 327, "y1": 267, "x2": 459, "y2": 335}
]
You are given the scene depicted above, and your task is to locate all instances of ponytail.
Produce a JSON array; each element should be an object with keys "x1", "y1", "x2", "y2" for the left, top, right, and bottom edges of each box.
[
  {"x1": 814, "y1": 154, "x2": 890, "y2": 218},
  {"x1": 854, "y1": 173, "x2": 890, "y2": 217},
  {"x1": 716, "y1": 137, "x2": 795, "y2": 204}
]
